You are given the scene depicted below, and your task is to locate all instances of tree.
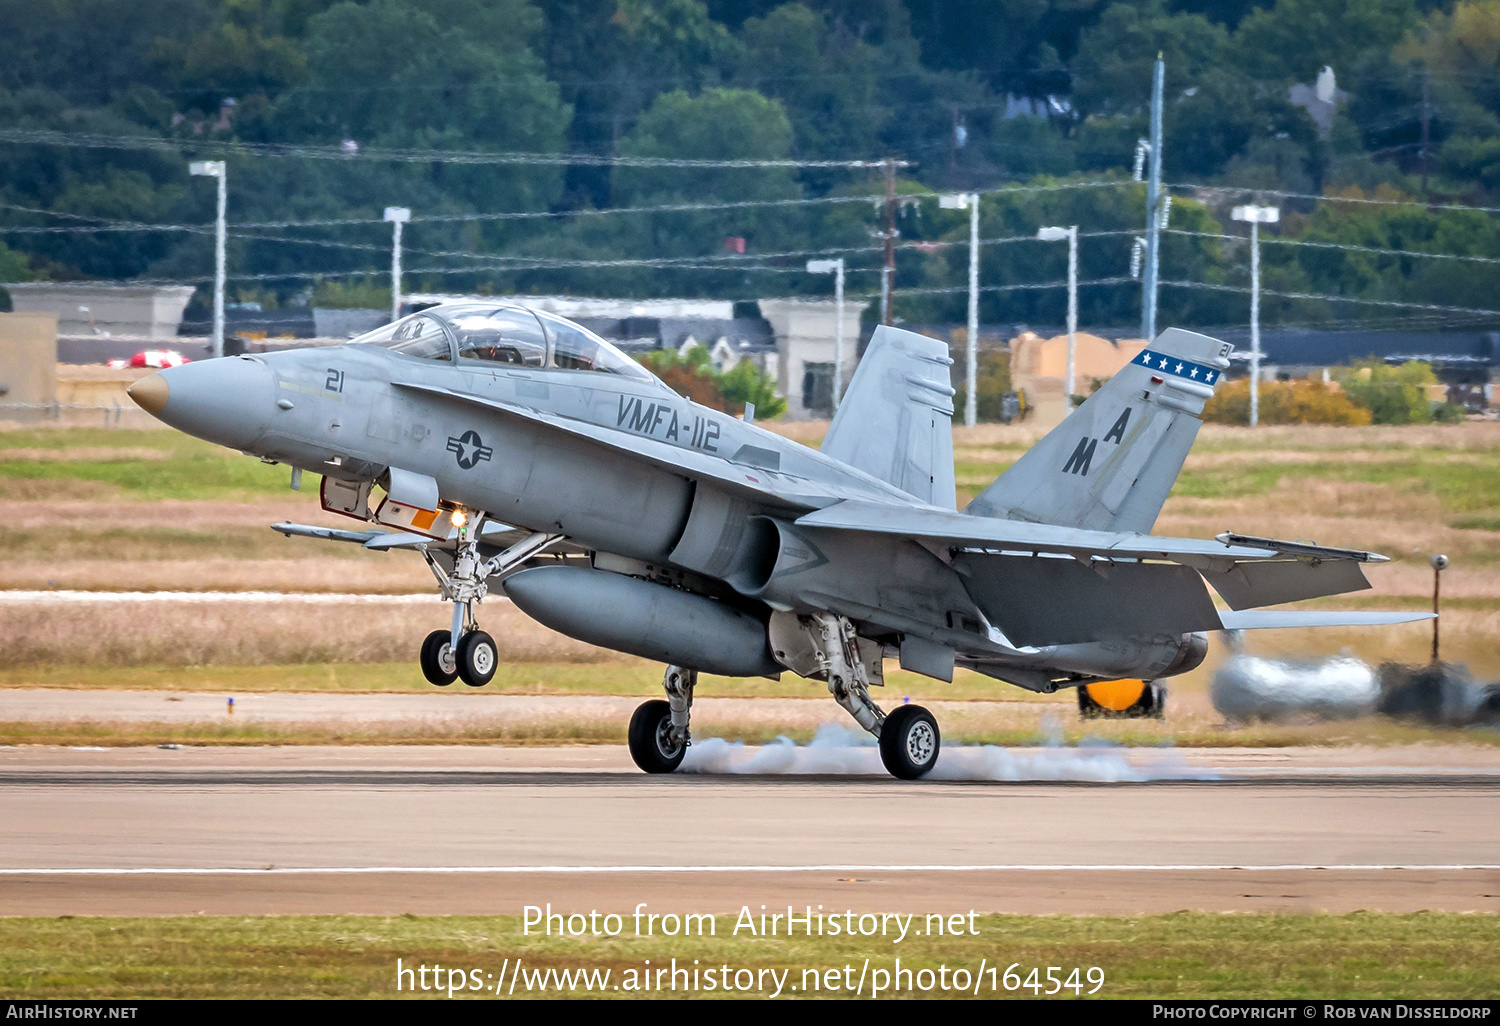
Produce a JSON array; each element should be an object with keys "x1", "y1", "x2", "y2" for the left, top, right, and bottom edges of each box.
[
  {"x1": 1070, "y1": 0, "x2": 1229, "y2": 118},
  {"x1": 1263, "y1": 186, "x2": 1500, "y2": 315},
  {"x1": 639, "y1": 344, "x2": 787, "y2": 417},
  {"x1": 719, "y1": 356, "x2": 787, "y2": 418},
  {"x1": 147, "y1": 0, "x2": 311, "y2": 109},
  {"x1": 1202, "y1": 378, "x2": 1372, "y2": 425},
  {"x1": 1334, "y1": 359, "x2": 1438, "y2": 424},
  {"x1": 273, "y1": 0, "x2": 571, "y2": 215},
  {"x1": 733, "y1": 3, "x2": 889, "y2": 161},
  {"x1": 952, "y1": 344, "x2": 1015, "y2": 423},
  {"x1": 1235, "y1": 0, "x2": 1420, "y2": 84}
]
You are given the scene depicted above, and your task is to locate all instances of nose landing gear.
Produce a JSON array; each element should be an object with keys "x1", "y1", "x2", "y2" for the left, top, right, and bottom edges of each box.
[{"x1": 415, "y1": 513, "x2": 563, "y2": 688}]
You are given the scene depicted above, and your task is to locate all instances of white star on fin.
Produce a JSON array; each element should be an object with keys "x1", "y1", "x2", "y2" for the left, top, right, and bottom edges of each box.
[
  {"x1": 1175, "y1": 362, "x2": 1184, "y2": 373},
  {"x1": 1189, "y1": 367, "x2": 1199, "y2": 378},
  {"x1": 1158, "y1": 357, "x2": 1168, "y2": 369}
]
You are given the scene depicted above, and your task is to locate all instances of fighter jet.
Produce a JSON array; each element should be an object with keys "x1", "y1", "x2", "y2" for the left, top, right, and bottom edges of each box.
[{"x1": 127, "y1": 301, "x2": 1428, "y2": 778}]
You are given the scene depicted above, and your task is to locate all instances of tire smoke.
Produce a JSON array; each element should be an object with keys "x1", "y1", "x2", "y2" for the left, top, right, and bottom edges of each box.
[{"x1": 679, "y1": 722, "x2": 1210, "y2": 781}]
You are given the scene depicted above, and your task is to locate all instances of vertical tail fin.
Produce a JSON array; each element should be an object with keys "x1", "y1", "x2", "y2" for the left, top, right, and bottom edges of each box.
[
  {"x1": 965, "y1": 328, "x2": 1232, "y2": 532},
  {"x1": 821, "y1": 325, "x2": 957, "y2": 509}
]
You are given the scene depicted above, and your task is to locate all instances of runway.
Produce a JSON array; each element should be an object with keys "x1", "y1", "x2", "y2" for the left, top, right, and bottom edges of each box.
[{"x1": 1, "y1": 745, "x2": 1497, "y2": 917}]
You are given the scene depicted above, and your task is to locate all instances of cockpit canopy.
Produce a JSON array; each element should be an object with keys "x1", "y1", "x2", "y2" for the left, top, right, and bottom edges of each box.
[{"x1": 350, "y1": 301, "x2": 655, "y2": 383}]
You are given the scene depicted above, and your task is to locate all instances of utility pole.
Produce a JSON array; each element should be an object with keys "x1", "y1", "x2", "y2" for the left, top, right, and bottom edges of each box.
[
  {"x1": 882, "y1": 158, "x2": 897, "y2": 325},
  {"x1": 1429, "y1": 553, "x2": 1448, "y2": 662},
  {"x1": 807, "y1": 258, "x2": 846, "y2": 409},
  {"x1": 189, "y1": 161, "x2": 227, "y2": 358},
  {"x1": 1038, "y1": 225, "x2": 1079, "y2": 402},
  {"x1": 941, "y1": 192, "x2": 981, "y2": 427},
  {"x1": 1232, "y1": 204, "x2": 1280, "y2": 427},
  {"x1": 1142, "y1": 54, "x2": 1164, "y2": 343},
  {"x1": 384, "y1": 207, "x2": 411, "y2": 323}
]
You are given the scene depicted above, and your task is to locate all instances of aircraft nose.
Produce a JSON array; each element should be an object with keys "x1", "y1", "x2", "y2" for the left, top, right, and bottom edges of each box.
[
  {"x1": 128, "y1": 357, "x2": 274, "y2": 449},
  {"x1": 126, "y1": 373, "x2": 169, "y2": 415}
]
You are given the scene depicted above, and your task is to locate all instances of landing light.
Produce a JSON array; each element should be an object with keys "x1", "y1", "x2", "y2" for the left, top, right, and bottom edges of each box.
[{"x1": 451, "y1": 510, "x2": 468, "y2": 529}]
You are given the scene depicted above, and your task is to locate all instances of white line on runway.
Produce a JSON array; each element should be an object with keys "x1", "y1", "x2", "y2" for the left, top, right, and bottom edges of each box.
[
  {"x1": 2, "y1": 864, "x2": 1497, "y2": 875},
  {"x1": 0, "y1": 590, "x2": 478, "y2": 604}
]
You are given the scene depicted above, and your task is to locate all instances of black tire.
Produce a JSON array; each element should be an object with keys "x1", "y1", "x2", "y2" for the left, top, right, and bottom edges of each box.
[
  {"x1": 628, "y1": 699, "x2": 686, "y2": 773},
  {"x1": 456, "y1": 630, "x2": 497, "y2": 687},
  {"x1": 879, "y1": 704, "x2": 940, "y2": 780},
  {"x1": 419, "y1": 630, "x2": 458, "y2": 687}
]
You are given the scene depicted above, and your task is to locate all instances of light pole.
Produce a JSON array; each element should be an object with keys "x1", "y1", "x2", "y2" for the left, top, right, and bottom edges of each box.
[
  {"x1": 940, "y1": 192, "x2": 980, "y2": 427},
  {"x1": 1142, "y1": 54, "x2": 1164, "y2": 342},
  {"x1": 1038, "y1": 225, "x2": 1079, "y2": 403},
  {"x1": 384, "y1": 207, "x2": 411, "y2": 323},
  {"x1": 807, "y1": 258, "x2": 846, "y2": 409},
  {"x1": 189, "y1": 161, "x2": 227, "y2": 358},
  {"x1": 1231, "y1": 204, "x2": 1280, "y2": 427}
]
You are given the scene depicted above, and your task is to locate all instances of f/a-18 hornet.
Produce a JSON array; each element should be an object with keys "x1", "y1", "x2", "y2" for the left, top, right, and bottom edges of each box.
[{"x1": 128, "y1": 302, "x2": 1427, "y2": 778}]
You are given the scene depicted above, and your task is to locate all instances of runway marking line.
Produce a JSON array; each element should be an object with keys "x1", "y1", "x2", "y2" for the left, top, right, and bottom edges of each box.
[{"x1": 1, "y1": 864, "x2": 1497, "y2": 875}]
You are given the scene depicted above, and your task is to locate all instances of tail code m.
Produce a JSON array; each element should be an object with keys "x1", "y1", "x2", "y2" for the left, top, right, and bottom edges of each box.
[{"x1": 1062, "y1": 436, "x2": 1098, "y2": 476}]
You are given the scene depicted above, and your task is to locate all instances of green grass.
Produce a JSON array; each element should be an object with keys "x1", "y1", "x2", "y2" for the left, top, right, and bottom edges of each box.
[
  {"x1": 0, "y1": 429, "x2": 296, "y2": 501},
  {"x1": 0, "y1": 662, "x2": 1071, "y2": 702},
  {"x1": 1172, "y1": 459, "x2": 1500, "y2": 513},
  {"x1": 0, "y1": 913, "x2": 1495, "y2": 999}
]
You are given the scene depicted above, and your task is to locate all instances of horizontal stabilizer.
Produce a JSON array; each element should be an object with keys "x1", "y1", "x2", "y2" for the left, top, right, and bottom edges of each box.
[
  {"x1": 1219, "y1": 610, "x2": 1435, "y2": 630},
  {"x1": 1203, "y1": 558, "x2": 1372, "y2": 610}
]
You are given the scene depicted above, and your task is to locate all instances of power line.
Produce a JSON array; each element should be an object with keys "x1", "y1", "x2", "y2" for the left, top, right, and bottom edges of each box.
[
  {"x1": 1164, "y1": 227, "x2": 1500, "y2": 265},
  {"x1": 1159, "y1": 279, "x2": 1500, "y2": 318},
  {"x1": 1169, "y1": 182, "x2": 1500, "y2": 217},
  {"x1": 2, "y1": 179, "x2": 1137, "y2": 236},
  {"x1": 0, "y1": 128, "x2": 907, "y2": 169}
]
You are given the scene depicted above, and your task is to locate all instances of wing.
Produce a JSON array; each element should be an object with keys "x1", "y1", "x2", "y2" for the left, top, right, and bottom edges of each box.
[{"x1": 795, "y1": 498, "x2": 1415, "y2": 645}]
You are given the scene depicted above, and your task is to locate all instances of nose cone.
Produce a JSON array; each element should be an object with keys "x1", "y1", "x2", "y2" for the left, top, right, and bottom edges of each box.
[
  {"x1": 129, "y1": 357, "x2": 274, "y2": 449},
  {"x1": 126, "y1": 373, "x2": 169, "y2": 415}
]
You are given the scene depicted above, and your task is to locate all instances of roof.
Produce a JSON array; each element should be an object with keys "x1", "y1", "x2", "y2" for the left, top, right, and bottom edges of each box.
[{"x1": 1213, "y1": 328, "x2": 1500, "y2": 368}]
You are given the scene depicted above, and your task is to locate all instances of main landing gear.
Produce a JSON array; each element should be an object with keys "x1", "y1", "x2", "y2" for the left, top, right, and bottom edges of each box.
[
  {"x1": 626, "y1": 615, "x2": 942, "y2": 780},
  {"x1": 415, "y1": 511, "x2": 562, "y2": 689},
  {"x1": 628, "y1": 666, "x2": 695, "y2": 773}
]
